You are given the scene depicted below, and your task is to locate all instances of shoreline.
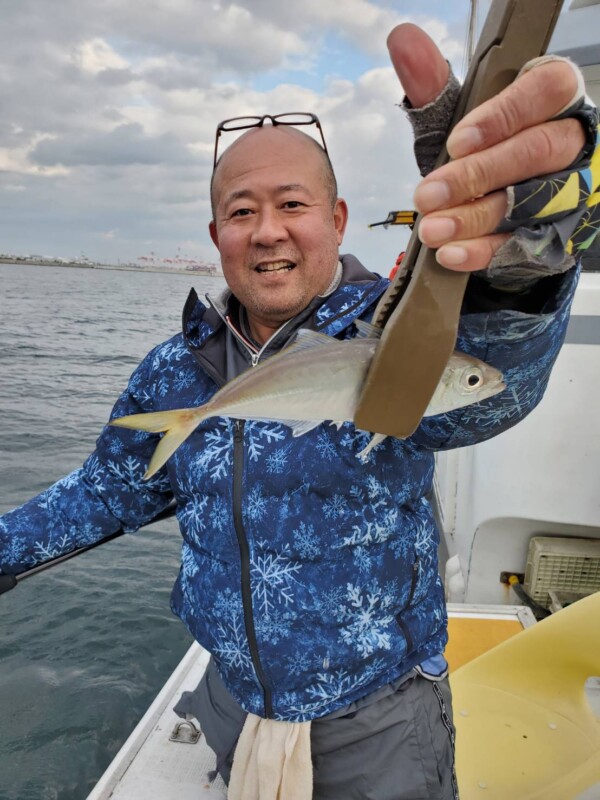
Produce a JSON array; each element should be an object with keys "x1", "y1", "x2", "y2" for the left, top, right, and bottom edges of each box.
[{"x1": 0, "y1": 258, "x2": 223, "y2": 277}]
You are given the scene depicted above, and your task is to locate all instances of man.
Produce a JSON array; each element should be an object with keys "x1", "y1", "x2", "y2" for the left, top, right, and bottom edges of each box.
[{"x1": 1, "y1": 24, "x2": 597, "y2": 799}]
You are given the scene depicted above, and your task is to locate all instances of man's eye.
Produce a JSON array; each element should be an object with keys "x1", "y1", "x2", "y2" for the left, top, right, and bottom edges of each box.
[
  {"x1": 230, "y1": 208, "x2": 253, "y2": 217},
  {"x1": 283, "y1": 201, "x2": 304, "y2": 209}
]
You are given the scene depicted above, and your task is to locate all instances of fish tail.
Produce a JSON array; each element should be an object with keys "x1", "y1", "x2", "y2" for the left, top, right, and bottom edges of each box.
[{"x1": 110, "y1": 408, "x2": 204, "y2": 478}]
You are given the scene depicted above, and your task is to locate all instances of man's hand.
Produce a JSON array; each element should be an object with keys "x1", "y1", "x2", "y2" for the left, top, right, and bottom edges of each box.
[{"x1": 387, "y1": 23, "x2": 586, "y2": 271}]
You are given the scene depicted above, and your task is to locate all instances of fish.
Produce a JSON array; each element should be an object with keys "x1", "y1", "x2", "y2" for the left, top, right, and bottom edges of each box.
[{"x1": 110, "y1": 320, "x2": 505, "y2": 478}]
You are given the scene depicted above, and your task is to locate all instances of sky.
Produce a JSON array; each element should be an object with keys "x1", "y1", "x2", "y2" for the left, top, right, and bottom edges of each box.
[{"x1": 0, "y1": 0, "x2": 584, "y2": 275}]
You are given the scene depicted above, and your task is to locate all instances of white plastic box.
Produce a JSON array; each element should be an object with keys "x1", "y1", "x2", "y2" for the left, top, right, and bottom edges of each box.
[{"x1": 523, "y1": 536, "x2": 600, "y2": 608}]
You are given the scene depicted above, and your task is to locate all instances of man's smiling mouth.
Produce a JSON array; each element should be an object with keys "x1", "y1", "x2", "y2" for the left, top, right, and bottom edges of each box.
[{"x1": 255, "y1": 260, "x2": 296, "y2": 273}]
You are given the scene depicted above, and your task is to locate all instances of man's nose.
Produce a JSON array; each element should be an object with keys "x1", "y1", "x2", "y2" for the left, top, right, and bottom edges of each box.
[{"x1": 250, "y1": 208, "x2": 289, "y2": 246}]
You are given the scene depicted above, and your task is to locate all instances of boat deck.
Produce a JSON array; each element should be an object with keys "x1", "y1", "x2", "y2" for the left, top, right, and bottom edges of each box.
[
  {"x1": 86, "y1": 602, "x2": 600, "y2": 800},
  {"x1": 87, "y1": 645, "x2": 227, "y2": 799}
]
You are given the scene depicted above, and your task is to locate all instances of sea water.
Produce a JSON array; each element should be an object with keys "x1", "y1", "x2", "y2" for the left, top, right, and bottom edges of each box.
[{"x1": 0, "y1": 263, "x2": 225, "y2": 800}]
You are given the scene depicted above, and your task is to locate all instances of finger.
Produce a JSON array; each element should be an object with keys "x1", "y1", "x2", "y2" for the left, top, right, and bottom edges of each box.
[
  {"x1": 418, "y1": 191, "x2": 508, "y2": 247},
  {"x1": 435, "y1": 233, "x2": 512, "y2": 272},
  {"x1": 447, "y1": 60, "x2": 579, "y2": 158},
  {"x1": 414, "y1": 117, "x2": 585, "y2": 214},
  {"x1": 386, "y1": 24, "x2": 449, "y2": 108}
]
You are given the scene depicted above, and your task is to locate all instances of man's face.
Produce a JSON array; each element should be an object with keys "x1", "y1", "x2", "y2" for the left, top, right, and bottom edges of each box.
[{"x1": 209, "y1": 127, "x2": 348, "y2": 343}]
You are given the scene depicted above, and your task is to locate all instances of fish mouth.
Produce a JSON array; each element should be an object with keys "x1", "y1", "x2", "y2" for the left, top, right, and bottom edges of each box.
[
  {"x1": 254, "y1": 260, "x2": 296, "y2": 274},
  {"x1": 487, "y1": 376, "x2": 506, "y2": 395}
]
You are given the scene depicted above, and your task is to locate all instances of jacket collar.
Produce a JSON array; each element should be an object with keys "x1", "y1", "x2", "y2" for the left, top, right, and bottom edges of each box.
[{"x1": 182, "y1": 253, "x2": 388, "y2": 352}]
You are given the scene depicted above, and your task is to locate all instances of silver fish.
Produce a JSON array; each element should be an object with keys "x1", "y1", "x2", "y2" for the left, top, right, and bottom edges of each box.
[{"x1": 111, "y1": 320, "x2": 505, "y2": 478}]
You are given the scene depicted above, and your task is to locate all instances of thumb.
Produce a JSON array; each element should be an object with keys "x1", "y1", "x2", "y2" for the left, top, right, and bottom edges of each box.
[{"x1": 387, "y1": 24, "x2": 450, "y2": 108}]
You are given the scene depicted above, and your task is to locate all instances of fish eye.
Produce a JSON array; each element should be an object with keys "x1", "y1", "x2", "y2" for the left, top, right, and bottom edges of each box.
[{"x1": 463, "y1": 367, "x2": 483, "y2": 391}]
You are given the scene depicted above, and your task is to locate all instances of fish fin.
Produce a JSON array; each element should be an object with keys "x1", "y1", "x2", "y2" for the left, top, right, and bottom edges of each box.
[
  {"x1": 357, "y1": 432, "x2": 387, "y2": 462},
  {"x1": 110, "y1": 410, "x2": 191, "y2": 434},
  {"x1": 286, "y1": 419, "x2": 322, "y2": 437},
  {"x1": 354, "y1": 319, "x2": 383, "y2": 339},
  {"x1": 145, "y1": 416, "x2": 201, "y2": 478},
  {"x1": 110, "y1": 408, "x2": 202, "y2": 478},
  {"x1": 286, "y1": 329, "x2": 335, "y2": 353}
]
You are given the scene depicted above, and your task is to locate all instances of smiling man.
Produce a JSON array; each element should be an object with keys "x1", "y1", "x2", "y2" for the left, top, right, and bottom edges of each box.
[
  {"x1": 1, "y1": 23, "x2": 598, "y2": 800},
  {"x1": 209, "y1": 126, "x2": 348, "y2": 343}
]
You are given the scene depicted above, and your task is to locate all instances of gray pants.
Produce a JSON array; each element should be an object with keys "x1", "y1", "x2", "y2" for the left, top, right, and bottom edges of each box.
[{"x1": 175, "y1": 659, "x2": 458, "y2": 800}]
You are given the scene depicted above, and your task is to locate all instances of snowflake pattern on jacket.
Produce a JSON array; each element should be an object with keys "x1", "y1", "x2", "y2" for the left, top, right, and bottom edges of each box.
[{"x1": 0, "y1": 255, "x2": 579, "y2": 721}]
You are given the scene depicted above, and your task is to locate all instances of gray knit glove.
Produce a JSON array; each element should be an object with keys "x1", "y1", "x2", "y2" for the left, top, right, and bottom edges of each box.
[
  {"x1": 401, "y1": 60, "x2": 599, "y2": 291},
  {"x1": 402, "y1": 66, "x2": 460, "y2": 177}
]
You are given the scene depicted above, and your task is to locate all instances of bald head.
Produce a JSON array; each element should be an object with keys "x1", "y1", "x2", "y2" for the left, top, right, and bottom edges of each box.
[
  {"x1": 210, "y1": 125, "x2": 338, "y2": 219},
  {"x1": 206, "y1": 122, "x2": 348, "y2": 345}
]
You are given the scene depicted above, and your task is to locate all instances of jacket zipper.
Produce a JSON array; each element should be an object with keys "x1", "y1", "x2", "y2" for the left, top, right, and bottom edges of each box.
[
  {"x1": 407, "y1": 557, "x2": 420, "y2": 607},
  {"x1": 232, "y1": 419, "x2": 273, "y2": 717},
  {"x1": 396, "y1": 616, "x2": 414, "y2": 653},
  {"x1": 207, "y1": 295, "x2": 296, "y2": 369},
  {"x1": 395, "y1": 557, "x2": 420, "y2": 653}
]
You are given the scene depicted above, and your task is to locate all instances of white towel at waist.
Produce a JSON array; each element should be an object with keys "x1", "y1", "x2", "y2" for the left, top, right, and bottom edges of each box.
[{"x1": 227, "y1": 713, "x2": 313, "y2": 800}]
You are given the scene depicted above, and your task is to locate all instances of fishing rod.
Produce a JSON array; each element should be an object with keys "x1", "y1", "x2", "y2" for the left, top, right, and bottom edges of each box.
[
  {"x1": 0, "y1": 501, "x2": 178, "y2": 596},
  {"x1": 368, "y1": 210, "x2": 417, "y2": 230}
]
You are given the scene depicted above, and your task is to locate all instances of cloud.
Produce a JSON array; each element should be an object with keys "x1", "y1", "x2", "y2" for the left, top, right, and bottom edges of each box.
[
  {"x1": 238, "y1": 0, "x2": 405, "y2": 57},
  {"x1": 73, "y1": 38, "x2": 130, "y2": 75},
  {"x1": 0, "y1": 134, "x2": 71, "y2": 177},
  {"x1": 31, "y1": 123, "x2": 197, "y2": 168},
  {"x1": 0, "y1": 0, "x2": 467, "y2": 268}
]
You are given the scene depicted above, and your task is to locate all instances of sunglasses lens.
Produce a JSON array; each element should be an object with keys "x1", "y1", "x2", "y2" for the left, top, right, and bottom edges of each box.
[
  {"x1": 220, "y1": 116, "x2": 264, "y2": 131},
  {"x1": 273, "y1": 113, "x2": 316, "y2": 125}
]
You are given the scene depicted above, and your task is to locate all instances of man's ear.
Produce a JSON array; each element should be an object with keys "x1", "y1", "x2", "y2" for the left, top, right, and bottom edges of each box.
[
  {"x1": 209, "y1": 220, "x2": 219, "y2": 248},
  {"x1": 334, "y1": 198, "x2": 349, "y2": 245}
]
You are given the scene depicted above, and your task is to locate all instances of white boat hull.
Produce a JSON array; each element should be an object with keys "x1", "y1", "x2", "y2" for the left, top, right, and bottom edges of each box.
[{"x1": 87, "y1": 644, "x2": 226, "y2": 800}]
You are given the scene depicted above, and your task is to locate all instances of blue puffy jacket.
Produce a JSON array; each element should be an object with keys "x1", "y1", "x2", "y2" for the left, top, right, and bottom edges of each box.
[{"x1": 0, "y1": 255, "x2": 579, "y2": 721}]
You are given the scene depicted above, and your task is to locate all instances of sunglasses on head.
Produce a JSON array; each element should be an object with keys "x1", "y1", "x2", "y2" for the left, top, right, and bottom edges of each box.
[{"x1": 213, "y1": 113, "x2": 328, "y2": 168}]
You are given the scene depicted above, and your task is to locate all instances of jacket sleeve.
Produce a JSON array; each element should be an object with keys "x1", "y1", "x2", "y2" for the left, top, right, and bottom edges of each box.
[
  {"x1": 0, "y1": 348, "x2": 173, "y2": 577},
  {"x1": 410, "y1": 264, "x2": 579, "y2": 451}
]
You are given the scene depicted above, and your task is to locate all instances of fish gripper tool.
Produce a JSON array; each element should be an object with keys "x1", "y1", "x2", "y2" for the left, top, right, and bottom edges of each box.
[{"x1": 354, "y1": 0, "x2": 565, "y2": 439}]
